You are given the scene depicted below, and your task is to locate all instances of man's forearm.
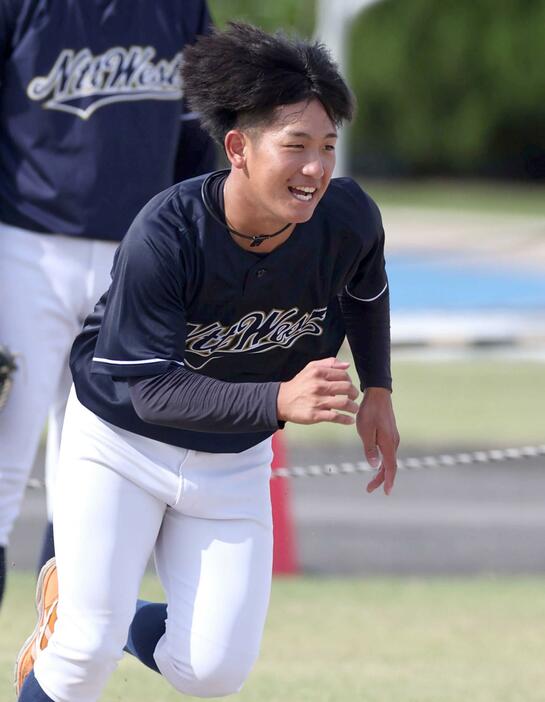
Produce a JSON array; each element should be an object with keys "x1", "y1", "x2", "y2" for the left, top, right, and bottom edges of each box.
[
  {"x1": 128, "y1": 366, "x2": 280, "y2": 434},
  {"x1": 339, "y1": 288, "x2": 392, "y2": 391}
]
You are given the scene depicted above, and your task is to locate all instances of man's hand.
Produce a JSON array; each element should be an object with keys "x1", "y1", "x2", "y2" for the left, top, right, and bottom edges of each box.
[
  {"x1": 357, "y1": 387, "x2": 400, "y2": 495},
  {"x1": 277, "y1": 357, "x2": 359, "y2": 425}
]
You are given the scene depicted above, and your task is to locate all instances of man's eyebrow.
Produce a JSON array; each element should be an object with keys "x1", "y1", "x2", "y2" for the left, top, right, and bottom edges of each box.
[{"x1": 284, "y1": 130, "x2": 338, "y2": 139}]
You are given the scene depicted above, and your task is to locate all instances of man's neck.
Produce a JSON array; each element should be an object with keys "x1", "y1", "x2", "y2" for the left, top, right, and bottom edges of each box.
[{"x1": 223, "y1": 173, "x2": 294, "y2": 253}]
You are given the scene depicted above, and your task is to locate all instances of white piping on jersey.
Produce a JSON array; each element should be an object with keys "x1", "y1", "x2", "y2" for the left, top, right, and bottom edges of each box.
[
  {"x1": 93, "y1": 357, "x2": 184, "y2": 366},
  {"x1": 344, "y1": 281, "x2": 388, "y2": 303},
  {"x1": 43, "y1": 92, "x2": 183, "y2": 121},
  {"x1": 180, "y1": 111, "x2": 200, "y2": 121}
]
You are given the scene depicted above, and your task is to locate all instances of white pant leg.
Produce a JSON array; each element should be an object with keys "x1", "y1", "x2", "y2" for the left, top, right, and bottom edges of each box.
[
  {"x1": 0, "y1": 225, "x2": 82, "y2": 546},
  {"x1": 153, "y1": 441, "x2": 274, "y2": 698},
  {"x1": 35, "y1": 392, "x2": 274, "y2": 701},
  {"x1": 45, "y1": 239, "x2": 116, "y2": 521},
  {"x1": 34, "y1": 394, "x2": 170, "y2": 702},
  {"x1": 44, "y1": 365, "x2": 71, "y2": 523}
]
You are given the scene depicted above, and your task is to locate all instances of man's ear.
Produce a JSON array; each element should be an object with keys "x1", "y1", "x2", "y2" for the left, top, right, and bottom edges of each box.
[{"x1": 224, "y1": 130, "x2": 247, "y2": 169}]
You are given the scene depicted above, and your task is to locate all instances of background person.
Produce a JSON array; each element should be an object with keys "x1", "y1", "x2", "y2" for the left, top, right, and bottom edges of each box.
[{"x1": 0, "y1": 0, "x2": 216, "y2": 604}]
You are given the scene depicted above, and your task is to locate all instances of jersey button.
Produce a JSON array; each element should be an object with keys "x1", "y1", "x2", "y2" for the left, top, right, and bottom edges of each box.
[{"x1": 256, "y1": 268, "x2": 267, "y2": 278}]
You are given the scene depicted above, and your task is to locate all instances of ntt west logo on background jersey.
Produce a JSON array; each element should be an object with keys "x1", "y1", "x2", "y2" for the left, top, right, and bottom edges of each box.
[{"x1": 27, "y1": 46, "x2": 184, "y2": 119}]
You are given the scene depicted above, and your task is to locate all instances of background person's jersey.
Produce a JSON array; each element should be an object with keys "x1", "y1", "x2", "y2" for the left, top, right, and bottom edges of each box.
[
  {"x1": 0, "y1": 0, "x2": 212, "y2": 240},
  {"x1": 70, "y1": 172, "x2": 389, "y2": 453}
]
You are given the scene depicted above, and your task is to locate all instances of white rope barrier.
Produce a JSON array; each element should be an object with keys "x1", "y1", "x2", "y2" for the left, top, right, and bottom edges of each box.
[
  {"x1": 25, "y1": 444, "x2": 545, "y2": 489},
  {"x1": 272, "y1": 444, "x2": 545, "y2": 479}
]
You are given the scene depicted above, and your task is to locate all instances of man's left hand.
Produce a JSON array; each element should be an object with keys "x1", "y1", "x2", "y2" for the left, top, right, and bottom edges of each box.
[{"x1": 357, "y1": 387, "x2": 400, "y2": 495}]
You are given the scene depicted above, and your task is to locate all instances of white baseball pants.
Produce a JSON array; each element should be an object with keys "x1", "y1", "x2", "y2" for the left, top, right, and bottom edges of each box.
[
  {"x1": 34, "y1": 391, "x2": 274, "y2": 702},
  {"x1": 0, "y1": 222, "x2": 117, "y2": 546}
]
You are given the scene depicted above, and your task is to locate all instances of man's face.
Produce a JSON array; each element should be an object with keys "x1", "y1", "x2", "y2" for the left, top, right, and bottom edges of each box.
[{"x1": 242, "y1": 99, "x2": 337, "y2": 225}]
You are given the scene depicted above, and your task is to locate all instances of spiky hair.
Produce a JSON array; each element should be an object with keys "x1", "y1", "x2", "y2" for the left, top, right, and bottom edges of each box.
[{"x1": 182, "y1": 22, "x2": 355, "y2": 144}]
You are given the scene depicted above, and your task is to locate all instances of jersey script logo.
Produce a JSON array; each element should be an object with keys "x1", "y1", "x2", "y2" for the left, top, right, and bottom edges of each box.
[
  {"x1": 27, "y1": 46, "x2": 183, "y2": 120},
  {"x1": 184, "y1": 307, "x2": 328, "y2": 370}
]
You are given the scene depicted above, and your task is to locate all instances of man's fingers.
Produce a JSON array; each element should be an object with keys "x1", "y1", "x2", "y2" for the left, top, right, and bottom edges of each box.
[
  {"x1": 318, "y1": 396, "x2": 359, "y2": 414},
  {"x1": 366, "y1": 466, "x2": 385, "y2": 493},
  {"x1": 365, "y1": 446, "x2": 380, "y2": 469},
  {"x1": 366, "y1": 437, "x2": 398, "y2": 495},
  {"x1": 320, "y1": 381, "x2": 358, "y2": 399},
  {"x1": 347, "y1": 385, "x2": 359, "y2": 400},
  {"x1": 330, "y1": 412, "x2": 356, "y2": 425},
  {"x1": 312, "y1": 357, "x2": 349, "y2": 370},
  {"x1": 315, "y1": 367, "x2": 353, "y2": 382},
  {"x1": 378, "y1": 438, "x2": 398, "y2": 495},
  {"x1": 361, "y1": 423, "x2": 380, "y2": 469},
  {"x1": 315, "y1": 410, "x2": 356, "y2": 425}
]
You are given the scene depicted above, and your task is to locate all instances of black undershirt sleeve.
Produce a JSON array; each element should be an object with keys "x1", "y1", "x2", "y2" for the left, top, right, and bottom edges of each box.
[
  {"x1": 127, "y1": 366, "x2": 282, "y2": 434},
  {"x1": 339, "y1": 287, "x2": 392, "y2": 392}
]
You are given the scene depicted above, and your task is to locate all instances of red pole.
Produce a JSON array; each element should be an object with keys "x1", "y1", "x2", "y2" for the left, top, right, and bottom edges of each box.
[{"x1": 270, "y1": 432, "x2": 298, "y2": 575}]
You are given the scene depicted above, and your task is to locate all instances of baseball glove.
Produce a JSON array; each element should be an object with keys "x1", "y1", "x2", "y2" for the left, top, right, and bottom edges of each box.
[{"x1": 0, "y1": 345, "x2": 17, "y2": 412}]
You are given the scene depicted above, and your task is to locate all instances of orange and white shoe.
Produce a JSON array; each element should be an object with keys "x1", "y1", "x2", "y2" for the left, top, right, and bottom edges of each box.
[{"x1": 14, "y1": 557, "x2": 58, "y2": 695}]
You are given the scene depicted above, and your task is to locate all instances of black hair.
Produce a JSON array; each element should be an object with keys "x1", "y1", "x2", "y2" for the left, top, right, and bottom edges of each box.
[{"x1": 182, "y1": 22, "x2": 355, "y2": 144}]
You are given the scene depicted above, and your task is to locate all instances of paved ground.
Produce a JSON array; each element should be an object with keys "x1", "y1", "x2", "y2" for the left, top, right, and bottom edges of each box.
[
  {"x1": 287, "y1": 444, "x2": 545, "y2": 576},
  {"x1": 8, "y1": 443, "x2": 545, "y2": 576}
]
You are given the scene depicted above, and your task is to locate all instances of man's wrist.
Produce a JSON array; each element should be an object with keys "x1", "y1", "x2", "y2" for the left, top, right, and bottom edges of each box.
[
  {"x1": 363, "y1": 385, "x2": 392, "y2": 396},
  {"x1": 276, "y1": 381, "x2": 289, "y2": 422}
]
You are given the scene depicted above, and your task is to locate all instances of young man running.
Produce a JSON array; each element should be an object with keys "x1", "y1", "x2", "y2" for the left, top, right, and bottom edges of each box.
[{"x1": 16, "y1": 21, "x2": 399, "y2": 702}]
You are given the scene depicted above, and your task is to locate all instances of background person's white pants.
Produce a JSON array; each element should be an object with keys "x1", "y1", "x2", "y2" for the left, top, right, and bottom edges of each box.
[
  {"x1": 0, "y1": 223, "x2": 117, "y2": 546},
  {"x1": 34, "y1": 392, "x2": 274, "y2": 702}
]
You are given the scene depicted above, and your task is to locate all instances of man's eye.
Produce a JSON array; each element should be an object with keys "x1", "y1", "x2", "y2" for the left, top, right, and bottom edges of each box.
[
  {"x1": 286, "y1": 144, "x2": 304, "y2": 149},
  {"x1": 324, "y1": 144, "x2": 336, "y2": 151}
]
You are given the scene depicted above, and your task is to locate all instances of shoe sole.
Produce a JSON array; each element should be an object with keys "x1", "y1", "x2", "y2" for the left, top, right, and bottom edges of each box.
[{"x1": 14, "y1": 558, "x2": 58, "y2": 695}]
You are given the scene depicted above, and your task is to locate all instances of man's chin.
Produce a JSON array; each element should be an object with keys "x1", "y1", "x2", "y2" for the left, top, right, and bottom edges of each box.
[
  {"x1": 267, "y1": 197, "x2": 319, "y2": 226},
  {"x1": 290, "y1": 204, "x2": 319, "y2": 223},
  {"x1": 288, "y1": 190, "x2": 326, "y2": 222}
]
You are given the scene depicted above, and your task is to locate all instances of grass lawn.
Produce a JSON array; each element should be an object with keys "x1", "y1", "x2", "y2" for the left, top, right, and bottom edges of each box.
[
  {"x1": 285, "y1": 358, "x2": 545, "y2": 449},
  {"x1": 362, "y1": 179, "x2": 545, "y2": 217},
  {"x1": 2, "y1": 573, "x2": 545, "y2": 702}
]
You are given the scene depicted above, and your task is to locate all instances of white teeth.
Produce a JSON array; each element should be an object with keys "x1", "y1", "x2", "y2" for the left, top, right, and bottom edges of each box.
[
  {"x1": 289, "y1": 185, "x2": 317, "y2": 202},
  {"x1": 289, "y1": 186, "x2": 317, "y2": 193}
]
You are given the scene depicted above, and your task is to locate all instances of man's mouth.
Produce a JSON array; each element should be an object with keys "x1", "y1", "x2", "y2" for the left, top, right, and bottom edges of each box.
[{"x1": 288, "y1": 185, "x2": 317, "y2": 202}]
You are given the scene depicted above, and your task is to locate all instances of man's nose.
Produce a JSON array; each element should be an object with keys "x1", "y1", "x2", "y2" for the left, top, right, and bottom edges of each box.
[{"x1": 301, "y1": 157, "x2": 325, "y2": 179}]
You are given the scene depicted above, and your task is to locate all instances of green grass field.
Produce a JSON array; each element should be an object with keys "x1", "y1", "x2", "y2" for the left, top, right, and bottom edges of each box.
[
  {"x1": 2, "y1": 573, "x2": 545, "y2": 702},
  {"x1": 363, "y1": 180, "x2": 545, "y2": 217},
  {"x1": 285, "y1": 358, "x2": 545, "y2": 449}
]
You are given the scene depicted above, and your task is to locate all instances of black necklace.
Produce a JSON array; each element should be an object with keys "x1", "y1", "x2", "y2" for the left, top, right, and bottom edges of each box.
[
  {"x1": 200, "y1": 171, "x2": 292, "y2": 248},
  {"x1": 226, "y1": 220, "x2": 292, "y2": 248}
]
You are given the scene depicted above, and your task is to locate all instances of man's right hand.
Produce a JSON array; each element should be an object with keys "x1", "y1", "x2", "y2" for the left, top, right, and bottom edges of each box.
[{"x1": 276, "y1": 357, "x2": 359, "y2": 425}]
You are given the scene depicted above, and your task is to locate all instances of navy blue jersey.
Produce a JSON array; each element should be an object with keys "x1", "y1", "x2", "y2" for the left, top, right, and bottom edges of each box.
[
  {"x1": 0, "y1": 0, "x2": 213, "y2": 240},
  {"x1": 70, "y1": 171, "x2": 389, "y2": 453}
]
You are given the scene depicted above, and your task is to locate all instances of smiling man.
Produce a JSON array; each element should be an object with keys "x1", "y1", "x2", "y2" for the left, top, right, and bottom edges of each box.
[{"x1": 16, "y1": 22, "x2": 399, "y2": 702}]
